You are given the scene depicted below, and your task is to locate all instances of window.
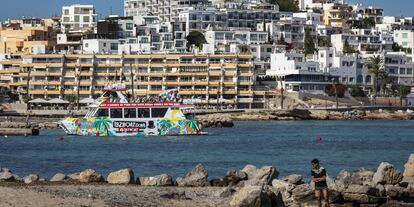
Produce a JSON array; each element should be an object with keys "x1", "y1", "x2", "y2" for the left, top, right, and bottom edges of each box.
[
  {"x1": 64, "y1": 9, "x2": 69, "y2": 15},
  {"x1": 96, "y1": 109, "x2": 109, "y2": 117},
  {"x1": 83, "y1": 16, "x2": 90, "y2": 23},
  {"x1": 103, "y1": 43, "x2": 107, "y2": 47},
  {"x1": 110, "y1": 43, "x2": 118, "y2": 50},
  {"x1": 85, "y1": 43, "x2": 88, "y2": 48},
  {"x1": 110, "y1": 108, "x2": 123, "y2": 118},
  {"x1": 75, "y1": 15, "x2": 80, "y2": 22},
  {"x1": 138, "y1": 108, "x2": 150, "y2": 118},
  {"x1": 126, "y1": 23, "x2": 134, "y2": 30},
  {"x1": 151, "y1": 108, "x2": 168, "y2": 118},
  {"x1": 403, "y1": 33, "x2": 408, "y2": 38},
  {"x1": 124, "y1": 108, "x2": 137, "y2": 118}
]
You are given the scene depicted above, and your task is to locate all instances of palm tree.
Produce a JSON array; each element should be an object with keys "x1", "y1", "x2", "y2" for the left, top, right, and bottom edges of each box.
[{"x1": 366, "y1": 55, "x2": 385, "y2": 103}]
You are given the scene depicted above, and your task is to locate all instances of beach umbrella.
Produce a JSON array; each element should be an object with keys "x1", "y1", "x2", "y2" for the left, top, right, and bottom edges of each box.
[{"x1": 28, "y1": 98, "x2": 47, "y2": 103}]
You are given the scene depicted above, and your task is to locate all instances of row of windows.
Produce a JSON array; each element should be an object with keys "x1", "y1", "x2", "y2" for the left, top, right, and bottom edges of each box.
[{"x1": 95, "y1": 108, "x2": 169, "y2": 118}]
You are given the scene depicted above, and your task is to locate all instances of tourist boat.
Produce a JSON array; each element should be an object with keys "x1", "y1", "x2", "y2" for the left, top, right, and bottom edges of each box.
[{"x1": 59, "y1": 85, "x2": 205, "y2": 137}]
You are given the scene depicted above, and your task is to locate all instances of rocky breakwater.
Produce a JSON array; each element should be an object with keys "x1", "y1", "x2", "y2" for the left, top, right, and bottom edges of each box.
[
  {"x1": 197, "y1": 114, "x2": 234, "y2": 128},
  {"x1": 311, "y1": 108, "x2": 414, "y2": 120},
  {"x1": 0, "y1": 122, "x2": 40, "y2": 136},
  {"x1": 1, "y1": 154, "x2": 414, "y2": 206}
]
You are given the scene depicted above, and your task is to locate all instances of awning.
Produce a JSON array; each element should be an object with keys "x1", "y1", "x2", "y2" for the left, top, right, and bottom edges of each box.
[{"x1": 47, "y1": 98, "x2": 69, "y2": 104}]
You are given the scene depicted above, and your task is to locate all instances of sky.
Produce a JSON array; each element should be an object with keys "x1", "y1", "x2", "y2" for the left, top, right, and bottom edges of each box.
[{"x1": 0, "y1": 0, "x2": 413, "y2": 21}]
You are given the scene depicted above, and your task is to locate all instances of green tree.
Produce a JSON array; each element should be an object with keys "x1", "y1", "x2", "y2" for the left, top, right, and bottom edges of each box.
[
  {"x1": 343, "y1": 39, "x2": 356, "y2": 54},
  {"x1": 350, "y1": 85, "x2": 366, "y2": 97},
  {"x1": 186, "y1": 31, "x2": 207, "y2": 50},
  {"x1": 269, "y1": 0, "x2": 299, "y2": 12},
  {"x1": 366, "y1": 55, "x2": 385, "y2": 101},
  {"x1": 362, "y1": 18, "x2": 376, "y2": 29},
  {"x1": 398, "y1": 85, "x2": 411, "y2": 106},
  {"x1": 304, "y1": 27, "x2": 317, "y2": 56},
  {"x1": 318, "y1": 37, "x2": 332, "y2": 47}
]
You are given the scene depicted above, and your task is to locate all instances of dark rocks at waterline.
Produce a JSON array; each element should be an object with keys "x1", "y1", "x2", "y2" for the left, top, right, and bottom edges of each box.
[
  {"x1": 210, "y1": 170, "x2": 247, "y2": 187},
  {"x1": 198, "y1": 117, "x2": 234, "y2": 128}
]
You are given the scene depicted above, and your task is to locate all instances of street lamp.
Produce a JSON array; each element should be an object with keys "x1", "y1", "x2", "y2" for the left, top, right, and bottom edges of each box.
[{"x1": 332, "y1": 77, "x2": 338, "y2": 109}]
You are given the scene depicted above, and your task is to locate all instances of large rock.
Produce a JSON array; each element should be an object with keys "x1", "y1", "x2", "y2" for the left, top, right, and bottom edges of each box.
[
  {"x1": 271, "y1": 179, "x2": 295, "y2": 204},
  {"x1": 282, "y1": 174, "x2": 304, "y2": 185},
  {"x1": 67, "y1": 172, "x2": 80, "y2": 181},
  {"x1": 345, "y1": 184, "x2": 380, "y2": 196},
  {"x1": 107, "y1": 168, "x2": 135, "y2": 184},
  {"x1": 241, "y1": 165, "x2": 257, "y2": 179},
  {"x1": 0, "y1": 171, "x2": 15, "y2": 181},
  {"x1": 343, "y1": 184, "x2": 382, "y2": 204},
  {"x1": 335, "y1": 170, "x2": 352, "y2": 192},
  {"x1": 176, "y1": 164, "x2": 209, "y2": 187},
  {"x1": 139, "y1": 174, "x2": 173, "y2": 186},
  {"x1": 210, "y1": 170, "x2": 247, "y2": 187},
  {"x1": 23, "y1": 174, "x2": 39, "y2": 184},
  {"x1": 291, "y1": 184, "x2": 314, "y2": 204},
  {"x1": 404, "y1": 154, "x2": 414, "y2": 177},
  {"x1": 230, "y1": 185, "x2": 272, "y2": 207},
  {"x1": 50, "y1": 173, "x2": 67, "y2": 182},
  {"x1": 349, "y1": 168, "x2": 375, "y2": 186},
  {"x1": 79, "y1": 169, "x2": 103, "y2": 183},
  {"x1": 385, "y1": 185, "x2": 409, "y2": 200},
  {"x1": 372, "y1": 162, "x2": 403, "y2": 185},
  {"x1": 242, "y1": 165, "x2": 278, "y2": 187}
]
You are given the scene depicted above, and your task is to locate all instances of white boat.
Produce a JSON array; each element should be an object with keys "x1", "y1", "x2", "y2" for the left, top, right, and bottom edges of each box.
[{"x1": 59, "y1": 85, "x2": 205, "y2": 137}]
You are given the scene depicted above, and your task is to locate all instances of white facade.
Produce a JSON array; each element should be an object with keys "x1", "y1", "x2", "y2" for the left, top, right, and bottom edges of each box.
[
  {"x1": 82, "y1": 39, "x2": 119, "y2": 54},
  {"x1": 267, "y1": 53, "x2": 327, "y2": 93},
  {"x1": 124, "y1": 0, "x2": 208, "y2": 22},
  {"x1": 384, "y1": 52, "x2": 414, "y2": 85},
  {"x1": 393, "y1": 30, "x2": 414, "y2": 53},
  {"x1": 61, "y1": 4, "x2": 97, "y2": 33},
  {"x1": 298, "y1": 0, "x2": 344, "y2": 11}
]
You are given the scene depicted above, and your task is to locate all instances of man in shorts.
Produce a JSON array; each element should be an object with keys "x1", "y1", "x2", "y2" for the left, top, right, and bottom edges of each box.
[{"x1": 311, "y1": 159, "x2": 330, "y2": 207}]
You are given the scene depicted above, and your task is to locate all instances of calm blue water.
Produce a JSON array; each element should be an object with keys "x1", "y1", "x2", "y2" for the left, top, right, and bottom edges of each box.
[{"x1": 0, "y1": 121, "x2": 413, "y2": 180}]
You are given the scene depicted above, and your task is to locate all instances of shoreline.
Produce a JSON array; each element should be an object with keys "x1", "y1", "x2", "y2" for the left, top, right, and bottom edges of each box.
[
  {"x1": 0, "y1": 154, "x2": 414, "y2": 206},
  {"x1": 0, "y1": 108, "x2": 413, "y2": 135}
]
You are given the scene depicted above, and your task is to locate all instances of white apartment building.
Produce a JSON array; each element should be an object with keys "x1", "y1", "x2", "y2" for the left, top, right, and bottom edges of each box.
[
  {"x1": 293, "y1": 11, "x2": 323, "y2": 26},
  {"x1": 298, "y1": 0, "x2": 344, "y2": 11},
  {"x1": 266, "y1": 16, "x2": 313, "y2": 50},
  {"x1": 267, "y1": 52, "x2": 327, "y2": 93},
  {"x1": 118, "y1": 18, "x2": 187, "y2": 54},
  {"x1": 331, "y1": 31, "x2": 389, "y2": 55},
  {"x1": 61, "y1": 4, "x2": 97, "y2": 33},
  {"x1": 317, "y1": 47, "x2": 371, "y2": 86},
  {"x1": 384, "y1": 52, "x2": 414, "y2": 86},
  {"x1": 124, "y1": 0, "x2": 208, "y2": 22},
  {"x1": 177, "y1": 4, "x2": 280, "y2": 34},
  {"x1": 203, "y1": 30, "x2": 268, "y2": 54},
  {"x1": 393, "y1": 30, "x2": 414, "y2": 54}
]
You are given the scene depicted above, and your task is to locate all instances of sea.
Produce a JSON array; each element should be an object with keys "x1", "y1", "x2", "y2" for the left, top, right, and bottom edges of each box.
[{"x1": 0, "y1": 120, "x2": 413, "y2": 180}]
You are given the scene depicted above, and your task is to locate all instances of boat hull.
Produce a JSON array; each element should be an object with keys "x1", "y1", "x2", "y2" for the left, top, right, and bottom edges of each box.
[{"x1": 59, "y1": 116, "x2": 203, "y2": 137}]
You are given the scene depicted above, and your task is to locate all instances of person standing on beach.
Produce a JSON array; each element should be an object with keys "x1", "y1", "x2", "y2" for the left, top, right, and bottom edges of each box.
[{"x1": 311, "y1": 159, "x2": 330, "y2": 207}]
